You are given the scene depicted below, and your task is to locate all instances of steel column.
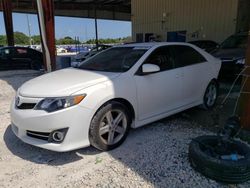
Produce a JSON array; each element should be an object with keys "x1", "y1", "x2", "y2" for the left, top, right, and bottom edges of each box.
[
  {"x1": 36, "y1": 0, "x2": 56, "y2": 72},
  {"x1": 94, "y1": 4, "x2": 99, "y2": 48},
  {"x1": 239, "y1": 30, "x2": 250, "y2": 130},
  {"x1": 2, "y1": 0, "x2": 14, "y2": 46}
]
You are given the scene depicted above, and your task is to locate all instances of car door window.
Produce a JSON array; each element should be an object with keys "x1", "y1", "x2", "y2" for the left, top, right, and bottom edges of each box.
[
  {"x1": 172, "y1": 45, "x2": 206, "y2": 68},
  {"x1": 15, "y1": 48, "x2": 28, "y2": 58},
  {"x1": 143, "y1": 46, "x2": 175, "y2": 72},
  {"x1": 2, "y1": 48, "x2": 14, "y2": 59}
]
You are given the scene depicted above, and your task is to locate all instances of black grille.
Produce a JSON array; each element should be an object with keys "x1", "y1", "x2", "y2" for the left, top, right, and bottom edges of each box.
[
  {"x1": 26, "y1": 130, "x2": 50, "y2": 141},
  {"x1": 17, "y1": 103, "x2": 36, "y2": 109}
]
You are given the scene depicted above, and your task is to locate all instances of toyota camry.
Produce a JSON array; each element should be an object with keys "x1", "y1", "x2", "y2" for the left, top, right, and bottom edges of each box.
[{"x1": 11, "y1": 42, "x2": 221, "y2": 151}]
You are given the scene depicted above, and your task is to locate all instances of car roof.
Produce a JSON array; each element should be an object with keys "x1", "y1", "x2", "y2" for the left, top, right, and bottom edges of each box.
[
  {"x1": 116, "y1": 42, "x2": 194, "y2": 48},
  {"x1": 0, "y1": 46, "x2": 42, "y2": 53},
  {"x1": 0, "y1": 46, "x2": 30, "y2": 50}
]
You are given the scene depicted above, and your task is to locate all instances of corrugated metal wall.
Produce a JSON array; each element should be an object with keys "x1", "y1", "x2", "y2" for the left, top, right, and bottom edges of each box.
[{"x1": 131, "y1": 0, "x2": 239, "y2": 43}]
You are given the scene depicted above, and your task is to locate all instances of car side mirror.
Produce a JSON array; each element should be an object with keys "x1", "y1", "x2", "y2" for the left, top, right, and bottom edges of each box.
[{"x1": 142, "y1": 64, "x2": 160, "y2": 74}]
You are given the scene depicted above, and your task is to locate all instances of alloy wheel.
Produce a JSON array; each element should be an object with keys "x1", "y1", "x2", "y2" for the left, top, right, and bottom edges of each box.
[
  {"x1": 99, "y1": 109, "x2": 127, "y2": 145},
  {"x1": 205, "y1": 83, "x2": 217, "y2": 107}
]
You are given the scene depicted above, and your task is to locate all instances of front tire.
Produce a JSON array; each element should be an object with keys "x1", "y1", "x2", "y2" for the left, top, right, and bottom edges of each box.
[
  {"x1": 89, "y1": 101, "x2": 131, "y2": 151},
  {"x1": 202, "y1": 80, "x2": 218, "y2": 110}
]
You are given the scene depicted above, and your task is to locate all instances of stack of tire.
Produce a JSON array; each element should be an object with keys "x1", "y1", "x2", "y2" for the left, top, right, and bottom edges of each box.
[{"x1": 189, "y1": 135, "x2": 250, "y2": 184}]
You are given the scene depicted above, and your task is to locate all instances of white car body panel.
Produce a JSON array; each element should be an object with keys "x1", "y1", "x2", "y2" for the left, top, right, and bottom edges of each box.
[
  {"x1": 19, "y1": 68, "x2": 120, "y2": 97},
  {"x1": 134, "y1": 67, "x2": 183, "y2": 121},
  {"x1": 10, "y1": 42, "x2": 221, "y2": 152}
]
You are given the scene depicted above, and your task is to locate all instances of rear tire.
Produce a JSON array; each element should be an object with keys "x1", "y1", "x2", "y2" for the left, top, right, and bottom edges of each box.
[
  {"x1": 89, "y1": 101, "x2": 131, "y2": 151},
  {"x1": 202, "y1": 80, "x2": 218, "y2": 110}
]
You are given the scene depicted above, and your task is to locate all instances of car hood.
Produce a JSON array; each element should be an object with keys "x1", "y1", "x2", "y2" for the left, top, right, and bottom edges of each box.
[
  {"x1": 19, "y1": 68, "x2": 120, "y2": 97},
  {"x1": 212, "y1": 48, "x2": 246, "y2": 61}
]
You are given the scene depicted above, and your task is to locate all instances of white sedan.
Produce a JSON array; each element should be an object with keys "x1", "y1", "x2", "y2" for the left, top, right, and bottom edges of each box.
[{"x1": 10, "y1": 42, "x2": 221, "y2": 152}]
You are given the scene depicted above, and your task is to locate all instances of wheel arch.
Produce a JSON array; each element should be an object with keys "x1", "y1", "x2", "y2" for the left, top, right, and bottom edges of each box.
[
  {"x1": 211, "y1": 78, "x2": 219, "y2": 88},
  {"x1": 201, "y1": 78, "x2": 219, "y2": 110},
  {"x1": 92, "y1": 98, "x2": 136, "y2": 127}
]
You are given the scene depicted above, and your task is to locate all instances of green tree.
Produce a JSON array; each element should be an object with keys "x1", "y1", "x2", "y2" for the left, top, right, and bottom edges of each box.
[
  {"x1": 56, "y1": 36, "x2": 78, "y2": 45},
  {"x1": 122, "y1": 36, "x2": 132, "y2": 43},
  {"x1": 14, "y1": 31, "x2": 29, "y2": 45},
  {"x1": 84, "y1": 37, "x2": 132, "y2": 44},
  {"x1": 32, "y1": 35, "x2": 41, "y2": 45},
  {"x1": 0, "y1": 35, "x2": 7, "y2": 46}
]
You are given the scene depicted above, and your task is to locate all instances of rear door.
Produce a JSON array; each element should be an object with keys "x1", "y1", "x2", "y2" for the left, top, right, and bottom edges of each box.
[{"x1": 172, "y1": 45, "x2": 211, "y2": 106}]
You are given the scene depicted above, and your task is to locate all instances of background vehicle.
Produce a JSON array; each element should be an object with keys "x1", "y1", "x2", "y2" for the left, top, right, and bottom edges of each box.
[
  {"x1": 56, "y1": 47, "x2": 67, "y2": 54},
  {"x1": 189, "y1": 40, "x2": 218, "y2": 52},
  {"x1": 212, "y1": 32, "x2": 248, "y2": 79},
  {"x1": 11, "y1": 43, "x2": 221, "y2": 152},
  {"x1": 74, "y1": 44, "x2": 112, "y2": 62},
  {"x1": 0, "y1": 46, "x2": 43, "y2": 70}
]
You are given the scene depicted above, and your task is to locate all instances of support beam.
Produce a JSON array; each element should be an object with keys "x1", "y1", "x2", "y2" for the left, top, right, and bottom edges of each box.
[
  {"x1": 94, "y1": 4, "x2": 99, "y2": 48},
  {"x1": 0, "y1": 1, "x2": 131, "y2": 21},
  {"x1": 2, "y1": 0, "x2": 14, "y2": 46},
  {"x1": 239, "y1": 30, "x2": 250, "y2": 130},
  {"x1": 36, "y1": 0, "x2": 56, "y2": 72}
]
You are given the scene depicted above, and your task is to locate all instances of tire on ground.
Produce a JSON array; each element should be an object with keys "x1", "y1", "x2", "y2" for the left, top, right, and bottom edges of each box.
[{"x1": 189, "y1": 135, "x2": 250, "y2": 184}]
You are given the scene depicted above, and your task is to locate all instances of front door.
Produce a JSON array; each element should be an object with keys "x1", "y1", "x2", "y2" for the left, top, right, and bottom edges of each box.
[{"x1": 134, "y1": 46, "x2": 183, "y2": 121}]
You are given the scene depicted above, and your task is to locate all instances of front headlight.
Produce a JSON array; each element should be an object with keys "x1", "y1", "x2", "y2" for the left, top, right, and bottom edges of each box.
[
  {"x1": 236, "y1": 58, "x2": 245, "y2": 65},
  {"x1": 35, "y1": 95, "x2": 86, "y2": 112}
]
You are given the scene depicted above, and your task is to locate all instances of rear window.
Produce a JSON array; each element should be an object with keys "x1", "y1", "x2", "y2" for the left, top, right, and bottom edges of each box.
[{"x1": 172, "y1": 45, "x2": 206, "y2": 67}]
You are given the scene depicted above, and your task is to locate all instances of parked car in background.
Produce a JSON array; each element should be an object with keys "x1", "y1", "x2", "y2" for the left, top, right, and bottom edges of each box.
[
  {"x1": 0, "y1": 46, "x2": 43, "y2": 70},
  {"x1": 11, "y1": 42, "x2": 221, "y2": 152},
  {"x1": 189, "y1": 40, "x2": 218, "y2": 52},
  {"x1": 75, "y1": 44, "x2": 112, "y2": 62},
  {"x1": 56, "y1": 47, "x2": 67, "y2": 54},
  {"x1": 212, "y1": 32, "x2": 248, "y2": 79},
  {"x1": 66, "y1": 46, "x2": 91, "y2": 53}
]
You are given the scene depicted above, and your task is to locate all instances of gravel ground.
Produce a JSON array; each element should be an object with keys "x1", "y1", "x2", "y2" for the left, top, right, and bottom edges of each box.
[{"x1": 0, "y1": 70, "x2": 249, "y2": 188}]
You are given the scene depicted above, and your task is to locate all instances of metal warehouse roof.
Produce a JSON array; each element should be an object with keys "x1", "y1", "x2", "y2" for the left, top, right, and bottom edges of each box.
[{"x1": 0, "y1": 0, "x2": 131, "y2": 21}]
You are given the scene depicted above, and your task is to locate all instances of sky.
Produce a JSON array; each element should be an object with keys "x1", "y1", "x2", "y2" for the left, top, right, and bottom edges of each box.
[{"x1": 0, "y1": 12, "x2": 131, "y2": 41}]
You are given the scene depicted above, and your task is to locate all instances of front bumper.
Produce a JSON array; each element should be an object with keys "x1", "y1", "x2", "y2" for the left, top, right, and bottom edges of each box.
[{"x1": 10, "y1": 96, "x2": 93, "y2": 152}]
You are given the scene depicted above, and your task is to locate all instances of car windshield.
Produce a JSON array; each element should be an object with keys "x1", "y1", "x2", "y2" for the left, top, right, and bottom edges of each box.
[
  {"x1": 220, "y1": 35, "x2": 247, "y2": 49},
  {"x1": 78, "y1": 47, "x2": 148, "y2": 72}
]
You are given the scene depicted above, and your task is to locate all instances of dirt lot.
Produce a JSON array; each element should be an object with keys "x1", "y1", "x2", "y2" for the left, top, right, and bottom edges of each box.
[{"x1": 0, "y1": 70, "x2": 249, "y2": 188}]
